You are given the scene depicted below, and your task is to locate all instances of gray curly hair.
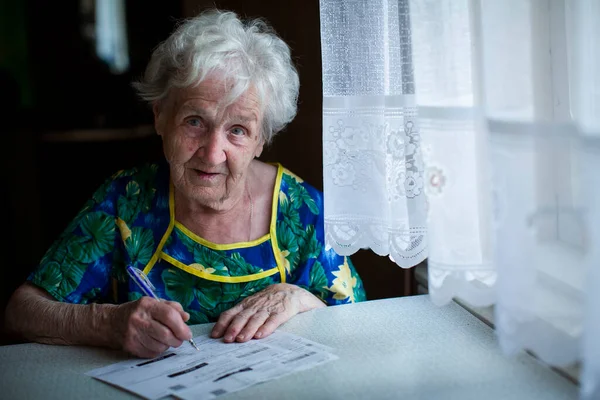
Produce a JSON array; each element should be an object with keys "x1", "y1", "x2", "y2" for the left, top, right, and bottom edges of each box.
[{"x1": 132, "y1": 9, "x2": 300, "y2": 144}]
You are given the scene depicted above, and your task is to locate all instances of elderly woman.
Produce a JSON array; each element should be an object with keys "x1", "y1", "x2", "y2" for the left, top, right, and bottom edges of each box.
[{"x1": 5, "y1": 10, "x2": 365, "y2": 358}]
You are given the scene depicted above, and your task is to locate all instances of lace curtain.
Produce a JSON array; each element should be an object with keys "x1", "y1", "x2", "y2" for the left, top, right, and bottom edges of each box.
[
  {"x1": 320, "y1": 0, "x2": 599, "y2": 398},
  {"x1": 320, "y1": 0, "x2": 428, "y2": 267}
]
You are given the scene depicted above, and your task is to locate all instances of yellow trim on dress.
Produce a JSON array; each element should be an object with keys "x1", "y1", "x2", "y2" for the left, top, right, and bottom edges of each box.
[
  {"x1": 161, "y1": 253, "x2": 279, "y2": 283},
  {"x1": 174, "y1": 221, "x2": 270, "y2": 250},
  {"x1": 143, "y1": 164, "x2": 286, "y2": 283},
  {"x1": 170, "y1": 165, "x2": 284, "y2": 251},
  {"x1": 142, "y1": 180, "x2": 176, "y2": 275},
  {"x1": 269, "y1": 163, "x2": 287, "y2": 283}
]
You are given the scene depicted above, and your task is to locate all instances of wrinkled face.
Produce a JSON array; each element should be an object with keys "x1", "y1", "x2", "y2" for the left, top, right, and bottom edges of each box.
[{"x1": 154, "y1": 76, "x2": 265, "y2": 210}]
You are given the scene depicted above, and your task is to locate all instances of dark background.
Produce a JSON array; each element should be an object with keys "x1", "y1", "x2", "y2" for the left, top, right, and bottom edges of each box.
[{"x1": 1, "y1": 0, "x2": 420, "y2": 341}]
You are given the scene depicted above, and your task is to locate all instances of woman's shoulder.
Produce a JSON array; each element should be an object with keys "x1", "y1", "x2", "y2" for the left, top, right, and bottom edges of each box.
[
  {"x1": 108, "y1": 162, "x2": 166, "y2": 184},
  {"x1": 277, "y1": 164, "x2": 323, "y2": 216},
  {"x1": 100, "y1": 162, "x2": 167, "y2": 193},
  {"x1": 91, "y1": 162, "x2": 168, "y2": 204},
  {"x1": 279, "y1": 166, "x2": 322, "y2": 195}
]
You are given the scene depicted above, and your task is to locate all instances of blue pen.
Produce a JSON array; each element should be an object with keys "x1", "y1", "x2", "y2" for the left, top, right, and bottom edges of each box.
[{"x1": 126, "y1": 265, "x2": 200, "y2": 351}]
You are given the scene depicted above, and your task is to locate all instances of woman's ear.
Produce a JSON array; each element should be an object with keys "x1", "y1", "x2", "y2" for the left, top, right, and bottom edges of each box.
[
  {"x1": 255, "y1": 137, "x2": 265, "y2": 158},
  {"x1": 153, "y1": 101, "x2": 164, "y2": 137}
]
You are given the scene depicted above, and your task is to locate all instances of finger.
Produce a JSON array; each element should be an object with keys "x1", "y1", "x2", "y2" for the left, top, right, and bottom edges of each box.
[
  {"x1": 163, "y1": 301, "x2": 184, "y2": 312},
  {"x1": 211, "y1": 304, "x2": 244, "y2": 338},
  {"x1": 182, "y1": 312, "x2": 190, "y2": 322},
  {"x1": 254, "y1": 313, "x2": 290, "y2": 339},
  {"x1": 163, "y1": 301, "x2": 190, "y2": 322},
  {"x1": 151, "y1": 303, "x2": 192, "y2": 342},
  {"x1": 235, "y1": 311, "x2": 270, "y2": 343},
  {"x1": 146, "y1": 319, "x2": 184, "y2": 349},
  {"x1": 137, "y1": 333, "x2": 170, "y2": 359},
  {"x1": 222, "y1": 309, "x2": 257, "y2": 343}
]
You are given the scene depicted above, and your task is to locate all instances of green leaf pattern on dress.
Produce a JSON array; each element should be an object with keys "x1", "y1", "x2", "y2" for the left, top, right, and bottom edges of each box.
[
  {"x1": 36, "y1": 212, "x2": 115, "y2": 299},
  {"x1": 175, "y1": 230, "x2": 228, "y2": 275},
  {"x1": 36, "y1": 262, "x2": 62, "y2": 290},
  {"x1": 276, "y1": 220, "x2": 299, "y2": 274},
  {"x1": 162, "y1": 267, "x2": 200, "y2": 308},
  {"x1": 69, "y1": 212, "x2": 115, "y2": 263},
  {"x1": 116, "y1": 165, "x2": 158, "y2": 225},
  {"x1": 279, "y1": 193, "x2": 303, "y2": 235},
  {"x1": 188, "y1": 310, "x2": 210, "y2": 325},
  {"x1": 308, "y1": 260, "x2": 329, "y2": 300},
  {"x1": 283, "y1": 174, "x2": 319, "y2": 215},
  {"x1": 125, "y1": 227, "x2": 155, "y2": 268},
  {"x1": 299, "y1": 224, "x2": 321, "y2": 264},
  {"x1": 278, "y1": 184, "x2": 322, "y2": 277},
  {"x1": 36, "y1": 253, "x2": 85, "y2": 299}
]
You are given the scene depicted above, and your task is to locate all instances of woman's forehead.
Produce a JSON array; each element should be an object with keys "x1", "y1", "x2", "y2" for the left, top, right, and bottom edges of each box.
[{"x1": 170, "y1": 79, "x2": 262, "y2": 117}]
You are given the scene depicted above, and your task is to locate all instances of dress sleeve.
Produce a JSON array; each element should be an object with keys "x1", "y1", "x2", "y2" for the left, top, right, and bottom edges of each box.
[
  {"x1": 27, "y1": 175, "x2": 123, "y2": 304},
  {"x1": 280, "y1": 173, "x2": 366, "y2": 304},
  {"x1": 312, "y1": 248, "x2": 367, "y2": 305}
]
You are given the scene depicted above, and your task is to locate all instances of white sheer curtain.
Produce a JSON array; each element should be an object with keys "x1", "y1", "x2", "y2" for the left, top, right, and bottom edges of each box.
[
  {"x1": 320, "y1": 0, "x2": 428, "y2": 267},
  {"x1": 320, "y1": 0, "x2": 599, "y2": 398}
]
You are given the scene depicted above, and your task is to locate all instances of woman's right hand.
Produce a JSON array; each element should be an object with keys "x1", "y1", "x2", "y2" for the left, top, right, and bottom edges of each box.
[{"x1": 112, "y1": 297, "x2": 192, "y2": 358}]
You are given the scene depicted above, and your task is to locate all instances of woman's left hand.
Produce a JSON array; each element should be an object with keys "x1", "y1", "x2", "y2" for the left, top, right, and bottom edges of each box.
[{"x1": 210, "y1": 283, "x2": 326, "y2": 343}]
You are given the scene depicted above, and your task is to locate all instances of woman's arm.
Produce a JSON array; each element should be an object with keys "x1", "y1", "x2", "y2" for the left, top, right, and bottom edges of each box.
[
  {"x1": 4, "y1": 282, "x2": 193, "y2": 358},
  {"x1": 5, "y1": 282, "x2": 120, "y2": 347}
]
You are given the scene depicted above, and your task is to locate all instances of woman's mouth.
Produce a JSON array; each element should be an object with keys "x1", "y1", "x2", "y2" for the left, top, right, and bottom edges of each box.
[
  {"x1": 195, "y1": 169, "x2": 216, "y2": 175},
  {"x1": 191, "y1": 169, "x2": 222, "y2": 181}
]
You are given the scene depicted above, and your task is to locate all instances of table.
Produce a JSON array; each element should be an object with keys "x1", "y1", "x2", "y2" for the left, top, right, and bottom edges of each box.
[{"x1": 0, "y1": 295, "x2": 578, "y2": 400}]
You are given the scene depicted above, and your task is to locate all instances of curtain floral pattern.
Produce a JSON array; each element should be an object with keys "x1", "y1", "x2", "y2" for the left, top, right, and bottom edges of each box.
[{"x1": 320, "y1": 0, "x2": 428, "y2": 267}]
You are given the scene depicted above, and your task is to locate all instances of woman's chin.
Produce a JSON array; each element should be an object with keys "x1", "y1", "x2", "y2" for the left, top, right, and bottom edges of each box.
[{"x1": 183, "y1": 187, "x2": 230, "y2": 209}]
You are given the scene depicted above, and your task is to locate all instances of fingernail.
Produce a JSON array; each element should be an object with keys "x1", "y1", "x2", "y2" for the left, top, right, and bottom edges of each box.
[
  {"x1": 225, "y1": 334, "x2": 233, "y2": 342},
  {"x1": 236, "y1": 334, "x2": 245, "y2": 341},
  {"x1": 255, "y1": 331, "x2": 263, "y2": 338}
]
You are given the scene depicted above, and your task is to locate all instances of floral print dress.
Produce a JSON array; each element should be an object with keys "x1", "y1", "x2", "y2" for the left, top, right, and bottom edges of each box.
[{"x1": 28, "y1": 162, "x2": 366, "y2": 324}]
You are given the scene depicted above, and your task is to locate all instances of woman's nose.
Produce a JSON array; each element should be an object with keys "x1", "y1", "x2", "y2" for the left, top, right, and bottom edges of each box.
[{"x1": 197, "y1": 130, "x2": 226, "y2": 165}]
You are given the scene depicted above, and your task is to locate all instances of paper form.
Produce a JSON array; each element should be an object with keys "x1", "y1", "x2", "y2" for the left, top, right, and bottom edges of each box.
[{"x1": 86, "y1": 331, "x2": 338, "y2": 400}]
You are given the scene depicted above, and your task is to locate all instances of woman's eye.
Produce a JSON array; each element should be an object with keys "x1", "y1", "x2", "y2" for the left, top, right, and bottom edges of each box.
[
  {"x1": 231, "y1": 127, "x2": 246, "y2": 136},
  {"x1": 187, "y1": 118, "x2": 202, "y2": 128}
]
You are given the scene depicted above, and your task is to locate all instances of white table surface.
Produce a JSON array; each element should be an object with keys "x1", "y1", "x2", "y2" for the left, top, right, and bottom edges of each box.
[{"x1": 0, "y1": 295, "x2": 578, "y2": 400}]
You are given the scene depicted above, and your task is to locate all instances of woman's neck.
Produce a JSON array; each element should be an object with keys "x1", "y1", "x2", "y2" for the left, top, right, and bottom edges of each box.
[
  {"x1": 175, "y1": 181, "x2": 254, "y2": 244},
  {"x1": 174, "y1": 161, "x2": 277, "y2": 244}
]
